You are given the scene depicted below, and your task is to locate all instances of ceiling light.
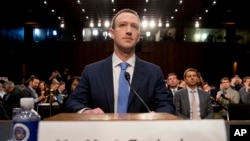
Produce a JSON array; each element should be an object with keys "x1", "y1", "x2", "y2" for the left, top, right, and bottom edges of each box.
[
  {"x1": 142, "y1": 20, "x2": 148, "y2": 28},
  {"x1": 195, "y1": 21, "x2": 199, "y2": 28},
  {"x1": 90, "y1": 22, "x2": 94, "y2": 27},
  {"x1": 60, "y1": 23, "x2": 65, "y2": 28},
  {"x1": 98, "y1": 22, "x2": 101, "y2": 27},
  {"x1": 149, "y1": 20, "x2": 156, "y2": 28},
  {"x1": 158, "y1": 22, "x2": 162, "y2": 27},
  {"x1": 104, "y1": 21, "x2": 110, "y2": 28},
  {"x1": 166, "y1": 22, "x2": 170, "y2": 27},
  {"x1": 212, "y1": 1, "x2": 216, "y2": 5}
]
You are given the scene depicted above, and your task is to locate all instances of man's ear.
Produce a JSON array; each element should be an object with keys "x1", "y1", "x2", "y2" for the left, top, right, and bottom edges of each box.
[{"x1": 109, "y1": 28, "x2": 114, "y2": 39}]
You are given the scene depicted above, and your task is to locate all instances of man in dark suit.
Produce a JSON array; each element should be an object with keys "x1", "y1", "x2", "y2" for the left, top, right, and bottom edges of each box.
[
  {"x1": 174, "y1": 68, "x2": 214, "y2": 119},
  {"x1": 239, "y1": 76, "x2": 250, "y2": 104},
  {"x1": 166, "y1": 73, "x2": 182, "y2": 97},
  {"x1": 65, "y1": 8, "x2": 175, "y2": 114},
  {"x1": 2, "y1": 81, "x2": 24, "y2": 119},
  {"x1": 22, "y1": 75, "x2": 46, "y2": 105}
]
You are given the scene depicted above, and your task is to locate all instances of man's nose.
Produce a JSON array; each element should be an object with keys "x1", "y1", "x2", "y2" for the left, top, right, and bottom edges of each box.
[{"x1": 126, "y1": 26, "x2": 132, "y2": 34}]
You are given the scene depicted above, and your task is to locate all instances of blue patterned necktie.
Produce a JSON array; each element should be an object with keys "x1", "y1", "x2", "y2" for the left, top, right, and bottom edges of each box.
[{"x1": 117, "y1": 62, "x2": 129, "y2": 113}]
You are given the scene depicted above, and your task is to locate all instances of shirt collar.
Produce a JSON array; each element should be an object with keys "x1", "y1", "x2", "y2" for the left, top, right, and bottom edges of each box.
[
  {"x1": 112, "y1": 53, "x2": 135, "y2": 68},
  {"x1": 187, "y1": 86, "x2": 198, "y2": 93},
  {"x1": 28, "y1": 86, "x2": 36, "y2": 93}
]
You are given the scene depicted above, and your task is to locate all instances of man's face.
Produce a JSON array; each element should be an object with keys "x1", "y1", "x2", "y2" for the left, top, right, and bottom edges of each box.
[
  {"x1": 167, "y1": 75, "x2": 179, "y2": 88},
  {"x1": 221, "y1": 80, "x2": 230, "y2": 89},
  {"x1": 244, "y1": 78, "x2": 250, "y2": 87},
  {"x1": 109, "y1": 12, "x2": 140, "y2": 53},
  {"x1": 184, "y1": 71, "x2": 198, "y2": 87},
  {"x1": 31, "y1": 79, "x2": 40, "y2": 89}
]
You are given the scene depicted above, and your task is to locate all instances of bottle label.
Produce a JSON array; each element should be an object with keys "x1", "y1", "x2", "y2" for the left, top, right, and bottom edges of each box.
[{"x1": 13, "y1": 121, "x2": 39, "y2": 141}]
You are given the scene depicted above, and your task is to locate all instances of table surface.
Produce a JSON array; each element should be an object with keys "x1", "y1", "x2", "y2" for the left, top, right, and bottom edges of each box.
[{"x1": 44, "y1": 112, "x2": 182, "y2": 121}]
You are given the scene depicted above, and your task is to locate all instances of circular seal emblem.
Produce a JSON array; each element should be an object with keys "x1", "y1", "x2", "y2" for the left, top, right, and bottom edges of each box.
[{"x1": 13, "y1": 123, "x2": 30, "y2": 141}]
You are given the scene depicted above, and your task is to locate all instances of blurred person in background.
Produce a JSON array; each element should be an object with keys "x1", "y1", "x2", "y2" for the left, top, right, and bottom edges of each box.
[{"x1": 238, "y1": 76, "x2": 250, "y2": 104}]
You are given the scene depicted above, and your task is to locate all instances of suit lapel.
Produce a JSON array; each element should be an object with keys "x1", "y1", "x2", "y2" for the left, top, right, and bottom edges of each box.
[
  {"x1": 101, "y1": 56, "x2": 115, "y2": 112},
  {"x1": 128, "y1": 57, "x2": 145, "y2": 107},
  {"x1": 183, "y1": 89, "x2": 190, "y2": 108},
  {"x1": 198, "y1": 89, "x2": 205, "y2": 116}
]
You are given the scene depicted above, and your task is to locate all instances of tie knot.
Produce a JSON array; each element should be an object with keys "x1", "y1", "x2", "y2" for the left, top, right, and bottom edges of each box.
[
  {"x1": 190, "y1": 90, "x2": 195, "y2": 94},
  {"x1": 120, "y1": 62, "x2": 129, "y2": 70}
]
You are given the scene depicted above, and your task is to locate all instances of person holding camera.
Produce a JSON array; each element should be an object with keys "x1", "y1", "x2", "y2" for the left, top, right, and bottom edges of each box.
[{"x1": 215, "y1": 77, "x2": 240, "y2": 119}]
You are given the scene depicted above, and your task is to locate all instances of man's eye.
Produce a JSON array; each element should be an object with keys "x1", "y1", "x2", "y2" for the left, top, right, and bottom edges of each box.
[
  {"x1": 119, "y1": 24, "x2": 126, "y2": 27},
  {"x1": 132, "y1": 25, "x2": 139, "y2": 30}
]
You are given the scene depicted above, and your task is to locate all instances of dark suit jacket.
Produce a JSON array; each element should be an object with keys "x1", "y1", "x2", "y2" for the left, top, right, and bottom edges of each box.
[
  {"x1": 174, "y1": 88, "x2": 214, "y2": 119},
  {"x1": 167, "y1": 87, "x2": 182, "y2": 97},
  {"x1": 3, "y1": 87, "x2": 24, "y2": 119},
  {"x1": 239, "y1": 86, "x2": 250, "y2": 104},
  {"x1": 65, "y1": 55, "x2": 175, "y2": 114}
]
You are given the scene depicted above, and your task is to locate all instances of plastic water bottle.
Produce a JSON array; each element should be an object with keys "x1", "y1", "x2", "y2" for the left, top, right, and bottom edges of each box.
[{"x1": 12, "y1": 98, "x2": 41, "y2": 141}]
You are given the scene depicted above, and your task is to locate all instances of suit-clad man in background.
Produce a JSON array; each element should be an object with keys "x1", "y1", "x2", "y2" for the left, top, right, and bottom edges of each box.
[
  {"x1": 216, "y1": 77, "x2": 240, "y2": 106},
  {"x1": 22, "y1": 75, "x2": 46, "y2": 105},
  {"x1": 65, "y1": 8, "x2": 175, "y2": 114},
  {"x1": 2, "y1": 81, "x2": 25, "y2": 119},
  {"x1": 239, "y1": 76, "x2": 250, "y2": 104},
  {"x1": 174, "y1": 68, "x2": 214, "y2": 119},
  {"x1": 166, "y1": 73, "x2": 182, "y2": 97}
]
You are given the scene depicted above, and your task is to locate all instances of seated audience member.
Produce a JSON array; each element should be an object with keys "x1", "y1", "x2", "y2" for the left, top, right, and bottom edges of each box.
[
  {"x1": 216, "y1": 77, "x2": 240, "y2": 105},
  {"x1": 202, "y1": 82, "x2": 219, "y2": 100},
  {"x1": 61, "y1": 76, "x2": 80, "y2": 111},
  {"x1": 166, "y1": 73, "x2": 182, "y2": 97},
  {"x1": 238, "y1": 76, "x2": 250, "y2": 104},
  {"x1": 55, "y1": 81, "x2": 66, "y2": 104},
  {"x1": 178, "y1": 80, "x2": 186, "y2": 89},
  {"x1": 230, "y1": 75, "x2": 242, "y2": 91},
  {"x1": 215, "y1": 77, "x2": 240, "y2": 119},
  {"x1": 174, "y1": 68, "x2": 214, "y2": 120},
  {"x1": 22, "y1": 75, "x2": 46, "y2": 105},
  {"x1": 48, "y1": 69, "x2": 61, "y2": 86},
  {"x1": 36, "y1": 81, "x2": 49, "y2": 103},
  {"x1": 2, "y1": 81, "x2": 25, "y2": 119},
  {"x1": 45, "y1": 78, "x2": 60, "y2": 104}
]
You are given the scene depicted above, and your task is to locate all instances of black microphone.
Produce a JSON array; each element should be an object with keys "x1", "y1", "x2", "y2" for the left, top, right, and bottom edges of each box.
[{"x1": 124, "y1": 72, "x2": 151, "y2": 112}]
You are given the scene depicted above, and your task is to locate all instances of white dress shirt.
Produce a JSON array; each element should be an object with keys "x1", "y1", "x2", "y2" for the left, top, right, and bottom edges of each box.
[
  {"x1": 187, "y1": 87, "x2": 201, "y2": 119},
  {"x1": 112, "y1": 53, "x2": 135, "y2": 113}
]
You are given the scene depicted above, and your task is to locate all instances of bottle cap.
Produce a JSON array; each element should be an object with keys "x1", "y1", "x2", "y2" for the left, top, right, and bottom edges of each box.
[{"x1": 20, "y1": 98, "x2": 34, "y2": 108}]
